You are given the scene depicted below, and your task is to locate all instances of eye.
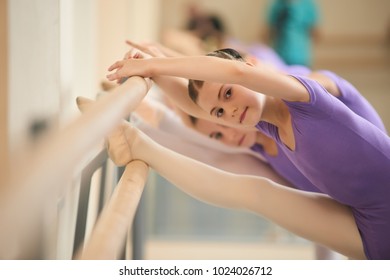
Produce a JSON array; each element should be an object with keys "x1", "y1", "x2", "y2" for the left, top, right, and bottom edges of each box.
[
  {"x1": 225, "y1": 88, "x2": 232, "y2": 99},
  {"x1": 210, "y1": 132, "x2": 223, "y2": 140},
  {"x1": 216, "y1": 108, "x2": 224, "y2": 118}
]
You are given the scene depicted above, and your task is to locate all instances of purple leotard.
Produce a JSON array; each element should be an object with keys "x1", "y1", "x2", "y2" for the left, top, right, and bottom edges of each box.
[
  {"x1": 251, "y1": 143, "x2": 321, "y2": 193},
  {"x1": 318, "y1": 70, "x2": 387, "y2": 133},
  {"x1": 251, "y1": 70, "x2": 387, "y2": 195},
  {"x1": 256, "y1": 75, "x2": 390, "y2": 259},
  {"x1": 246, "y1": 43, "x2": 287, "y2": 70}
]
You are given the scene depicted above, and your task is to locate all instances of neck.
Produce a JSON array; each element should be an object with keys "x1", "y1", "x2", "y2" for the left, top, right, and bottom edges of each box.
[
  {"x1": 260, "y1": 96, "x2": 296, "y2": 151},
  {"x1": 261, "y1": 96, "x2": 290, "y2": 128},
  {"x1": 255, "y1": 132, "x2": 278, "y2": 157}
]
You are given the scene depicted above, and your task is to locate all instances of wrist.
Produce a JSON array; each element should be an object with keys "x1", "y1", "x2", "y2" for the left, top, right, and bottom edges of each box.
[{"x1": 146, "y1": 57, "x2": 158, "y2": 78}]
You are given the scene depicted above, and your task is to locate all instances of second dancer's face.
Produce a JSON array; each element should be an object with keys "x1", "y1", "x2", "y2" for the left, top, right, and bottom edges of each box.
[{"x1": 194, "y1": 118, "x2": 258, "y2": 148}]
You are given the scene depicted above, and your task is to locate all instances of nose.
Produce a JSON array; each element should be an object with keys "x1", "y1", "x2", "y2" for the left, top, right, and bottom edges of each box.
[
  {"x1": 231, "y1": 106, "x2": 238, "y2": 117},
  {"x1": 222, "y1": 106, "x2": 238, "y2": 121}
]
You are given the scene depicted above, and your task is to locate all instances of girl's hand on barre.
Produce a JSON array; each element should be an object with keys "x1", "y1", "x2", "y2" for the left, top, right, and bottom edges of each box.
[
  {"x1": 108, "y1": 42, "x2": 158, "y2": 83},
  {"x1": 107, "y1": 58, "x2": 153, "y2": 83},
  {"x1": 119, "y1": 47, "x2": 153, "y2": 84},
  {"x1": 108, "y1": 40, "x2": 187, "y2": 83}
]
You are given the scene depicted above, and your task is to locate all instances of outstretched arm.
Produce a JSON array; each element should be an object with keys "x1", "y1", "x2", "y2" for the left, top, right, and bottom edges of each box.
[
  {"x1": 106, "y1": 121, "x2": 365, "y2": 260},
  {"x1": 107, "y1": 54, "x2": 309, "y2": 102}
]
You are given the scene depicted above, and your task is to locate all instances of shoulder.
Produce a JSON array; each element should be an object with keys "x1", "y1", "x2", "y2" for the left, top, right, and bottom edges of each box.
[{"x1": 283, "y1": 75, "x2": 338, "y2": 118}]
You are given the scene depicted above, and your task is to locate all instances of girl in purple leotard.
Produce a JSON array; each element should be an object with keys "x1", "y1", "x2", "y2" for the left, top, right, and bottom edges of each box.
[
  {"x1": 187, "y1": 50, "x2": 386, "y2": 195},
  {"x1": 106, "y1": 45, "x2": 390, "y2": 259}
]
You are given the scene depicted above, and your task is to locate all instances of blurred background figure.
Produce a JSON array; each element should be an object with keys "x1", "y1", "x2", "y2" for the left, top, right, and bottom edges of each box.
[
  {"x1": 184, "y1": 3, "x2": 226, "y2": 52},
  {"x1": 161, "y1": 2, "x2": 290, "y2": 71},
  {"x1": 264, "y1": 0, "x2": 321, "y2": 66},
  {"x1": 161, "y1": 2, "x2": 227, "y2": 54}
]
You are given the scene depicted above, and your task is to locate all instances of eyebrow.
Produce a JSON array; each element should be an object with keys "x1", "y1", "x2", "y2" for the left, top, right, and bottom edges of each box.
[{"x1": 210, "y1": 85, "x2": 224, "y2": 116}]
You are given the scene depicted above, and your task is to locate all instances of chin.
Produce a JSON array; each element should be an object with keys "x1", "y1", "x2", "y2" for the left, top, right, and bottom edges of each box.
[{"x1": 242, "y1": 138, "x2": 256, "y2": 148}]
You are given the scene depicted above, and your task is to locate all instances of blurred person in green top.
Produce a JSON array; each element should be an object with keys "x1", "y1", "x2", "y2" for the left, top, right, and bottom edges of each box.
[{"x1": 264, "y1": 0, "x2": 320, "y2": 67}]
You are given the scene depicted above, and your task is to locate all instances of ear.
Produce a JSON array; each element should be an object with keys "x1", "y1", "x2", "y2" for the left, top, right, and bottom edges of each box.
[{"x1": 76, "y1": 96, "x2": 95, "y2": 113}]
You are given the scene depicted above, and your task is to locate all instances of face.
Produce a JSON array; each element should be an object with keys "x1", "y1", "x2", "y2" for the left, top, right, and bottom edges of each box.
[
  {"x1": 197, "y1": 81, "x2": 265, "y2": 128},
  {"x1": 195, "y1": 118, "x2": 257, "y2": 148}
]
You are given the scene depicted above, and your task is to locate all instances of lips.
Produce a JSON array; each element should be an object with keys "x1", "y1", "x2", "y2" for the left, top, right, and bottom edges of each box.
[{"x1": 240, "y1": 107, "x2": 248, "y2": 123}]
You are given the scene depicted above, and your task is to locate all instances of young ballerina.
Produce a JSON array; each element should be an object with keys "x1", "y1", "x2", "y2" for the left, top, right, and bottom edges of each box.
[
  {"x1": 177, "y1": 49, "x2": 387, "y2": 196},
  {"x1": 106, "y1": 47, "x2": 390, "y2": 260},
  {"x1": 118, "y1": 44, "x2": 387, "y2": 196}
]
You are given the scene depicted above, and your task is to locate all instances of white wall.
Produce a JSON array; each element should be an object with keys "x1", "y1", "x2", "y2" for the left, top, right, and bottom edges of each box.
[
  {"x1": 318, "y1": 0, "x2": 390, "y2": 39},
  {"x1": 61, "y1": 0, "x2": 99, "y2": 121},
  {"x1": 8, "y1": 0, "x2": 61, "y2": 155},
  {"x1": 0, "y1": 0, "x2": 9, "y2": 180},
  {"x1": 97, "y1": 0, "x2": 161, "y2": 82},
  {"x1": 5, "y1": 0, "x2": 167, "y2": 160}
]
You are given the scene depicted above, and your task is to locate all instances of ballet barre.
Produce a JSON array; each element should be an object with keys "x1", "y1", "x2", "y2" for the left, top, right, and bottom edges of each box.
[
  {"x1": 0, "y1": 76, "x2": 150, "y2": 259},
  {"x1": 75, "y1": 160, "x2": 148, "y2": 260}
]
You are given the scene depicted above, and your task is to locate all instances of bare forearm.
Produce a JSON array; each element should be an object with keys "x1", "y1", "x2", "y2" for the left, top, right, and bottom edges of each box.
[
  {"x1": 148, "y1": 56, "x2": 307, "y2": 101},
  {"x1": 149, "y1": 56, "x2": 242, "y2": 84},
  {"x1": 151, "y1": 75, "x2": 208, "y2": 120},
  {"x1": 108, "y1": 55, "x2": 308, "y2": 102}
]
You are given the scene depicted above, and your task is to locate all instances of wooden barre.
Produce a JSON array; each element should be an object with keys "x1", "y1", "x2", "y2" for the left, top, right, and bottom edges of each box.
[
  {"x1": 0, "y1": 76, "x2": 150, "y2": 259},
  {"x1": 76, "y1": 160, "x2": 149, "y2": 260}
]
